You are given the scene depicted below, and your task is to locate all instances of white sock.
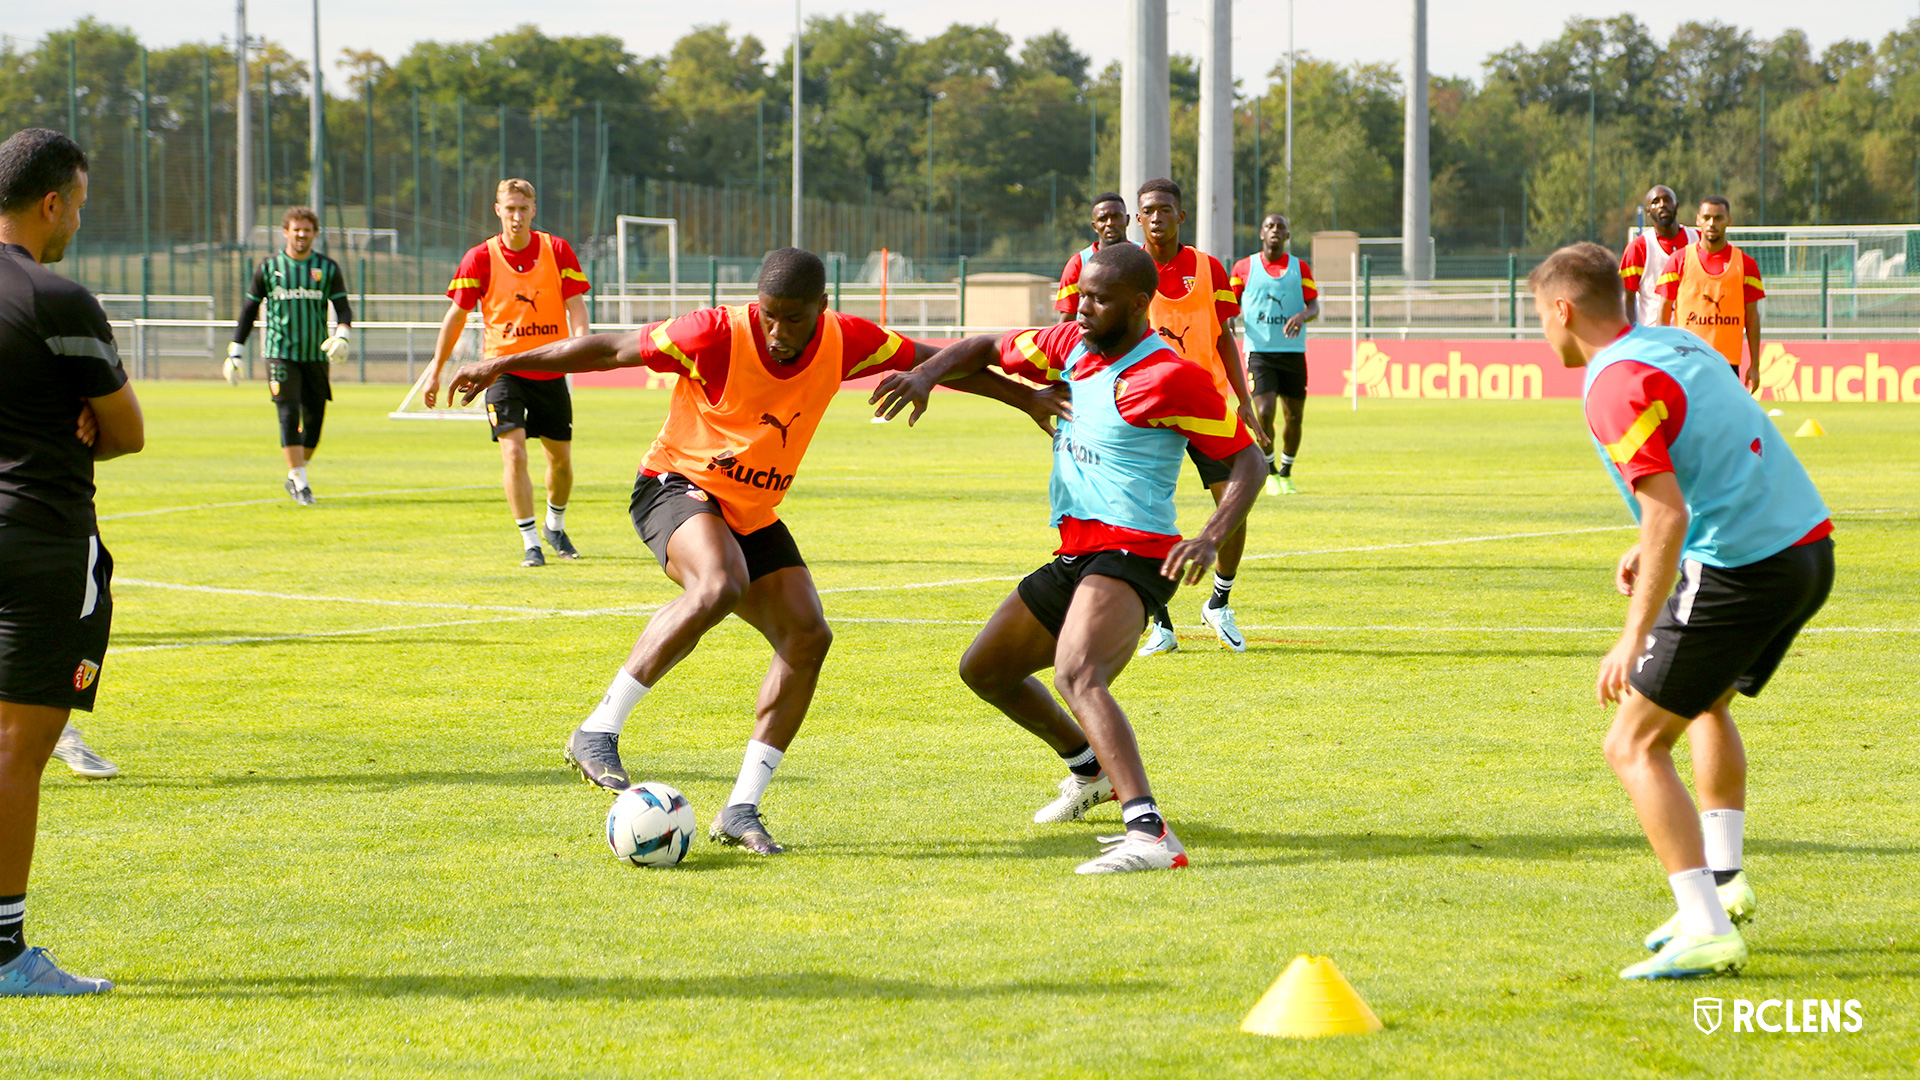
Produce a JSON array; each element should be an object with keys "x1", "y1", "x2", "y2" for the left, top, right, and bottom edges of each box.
[
  {"x1": 516, "y1": 517, "x2": 540, "y2": 550},
  {"x1": 726, "y1": 739, "x2": 784, "y2": 807},
  {"x1": 1669, "y1": 868, "x2": 1735, "y2": 936},
  {"x1": 545, "y1": 502, "x2": 567, "y2": 532},
  {"x1": 289, "y1": 466, "x2": 308, "y2": 489},
  {"x1": 1279, "y1": 453, "x2": 1296, "y2": 468},
  {"x1": 579, "y1": 669, "x2": 649, "y2": 735},
  {"x1": 1702, "y1": 809, "x2": 1745, "y2": 872}
]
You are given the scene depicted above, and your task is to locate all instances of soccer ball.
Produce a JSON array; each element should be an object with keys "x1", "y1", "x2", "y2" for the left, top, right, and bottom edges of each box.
[{"x1": 605, "y1": 782, "x2": 695, "y2": 867}]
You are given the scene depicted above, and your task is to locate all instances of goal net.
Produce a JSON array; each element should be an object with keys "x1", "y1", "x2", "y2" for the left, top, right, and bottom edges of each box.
[
  {"x1": 389, "y1": 327, "x2": 487, "y2": 420},
  {"x1": 613, "y1": 215, "x2": 681, "y2": 325}
]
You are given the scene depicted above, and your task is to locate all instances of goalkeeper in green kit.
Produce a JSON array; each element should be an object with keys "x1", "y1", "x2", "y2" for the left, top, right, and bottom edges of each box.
[{"x1": 227, "y1": 206, "x2": 353, "y2": 505}]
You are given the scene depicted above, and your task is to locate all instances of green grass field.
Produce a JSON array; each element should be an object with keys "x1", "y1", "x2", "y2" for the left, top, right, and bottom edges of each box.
[{"x1": 6, "y1": 383, "x2": 1917, "y2": 1077}]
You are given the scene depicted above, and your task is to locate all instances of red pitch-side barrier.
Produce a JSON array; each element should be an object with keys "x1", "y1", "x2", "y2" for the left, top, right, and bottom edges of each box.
[{"x1": 575, "y1": 336, "x2": 1920, "y2": 402}]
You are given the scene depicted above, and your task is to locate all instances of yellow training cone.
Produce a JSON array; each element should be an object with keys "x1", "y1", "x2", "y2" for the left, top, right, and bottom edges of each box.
[
  {"x1": 1240, "y1": 954, "x2": 1384, "y2": 1038},
  {"x1": 1795, "y1": 419, "x2": 1826, "y2": 437}
]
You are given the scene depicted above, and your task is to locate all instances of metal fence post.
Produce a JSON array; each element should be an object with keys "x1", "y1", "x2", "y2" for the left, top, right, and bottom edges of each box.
[
  {"x1": 1361, "y1": 254, "x2": 1371, "y2": 329},
  {"x1": 358, "y1": 256, "x2": 369, "y2": 380},
  {"x1": 1820, "y1": 253, "x2": 1830, "y2": 341},
  {"x1": 832, "y1": 253, "x2": 842, "y2": 311},
  {"x1": 1507, "y1": 252, "x2": 1518, "y2": 340},
  {"x1": 957, "y1": 254, "x2": 968, "y2": 327},
  {"x1": 708, "y1": 255, "x2": 718, "y2": 309}
]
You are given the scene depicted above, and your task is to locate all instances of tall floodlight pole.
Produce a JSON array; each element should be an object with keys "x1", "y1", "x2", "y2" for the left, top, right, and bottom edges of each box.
[
  {"x1": 309, "y1": 0, "x2": 324, "y2": 244},
  {"x1": 1121, "y1": 0, "x2": 1170, "y2": 243},
  {"x1": 791, "y1": 0, "x2": 802, "y2": 248},
  {"x1": 1196, "y1": 0, "x2": 1232, "y2": 260},
  {"x1": 1402, "y1": 0, "x2": 1430, "y2": 280},
  {"x1": 1286, "y1": 0, "x2": 1294, "y2": 216},
  {"x1": 236, "y1": 0, "x2": 253, "y2": 245}
]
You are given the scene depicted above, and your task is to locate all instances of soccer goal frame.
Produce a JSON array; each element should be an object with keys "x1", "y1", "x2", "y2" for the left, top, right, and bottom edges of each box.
[{"x1": 615, "y1": 215, "x2": 679, "y2": 325}]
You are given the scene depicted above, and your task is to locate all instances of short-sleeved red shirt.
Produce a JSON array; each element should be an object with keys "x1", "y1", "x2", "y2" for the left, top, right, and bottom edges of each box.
[
  {"x1": 999, "y1": 322, "x2": 1252, "y2": 557},
  {"x1": 1055, "y1": 243, "x2": 1103, "y2": 316},
  {"x1": 446, "y1": 232, "x2": 591, "y2": 310},
  {"x1": 1152, "y1": 247, "x2": 1239, "y2": 324},
  {"x1": 1654, "y1": 245, "x2": 1765, "y2": 304},
  {"x1": 1228, "y1": 253, "x2": 1318, "y2": 306},
  {"x1": 1617, "y1": 230, "x2": 1693, "y2": 292},
  {"x1": 636, "y1": 305, "x2": 916, "y2": 405}
]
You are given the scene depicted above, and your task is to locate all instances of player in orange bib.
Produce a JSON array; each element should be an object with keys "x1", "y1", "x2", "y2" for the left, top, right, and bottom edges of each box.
[
  {"x1": 1656, "y1": 196, "x2": 1764, "y2": 391},
  {"x1": 449, "y1": 249, "x2": 1063, "y2": 854},
  {"x1": 423, "y1": 179, "x2": 592, "y2": 566},
  {"x1": 1134, "y1": 178, "x2": 1270, "y2": 656}
]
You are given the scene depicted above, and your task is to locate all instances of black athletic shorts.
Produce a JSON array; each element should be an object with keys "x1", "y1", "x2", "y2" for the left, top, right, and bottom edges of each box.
[
  {"x1": 0, "y1": 526, "x2": 113, "y2": 711},
  {"x1": 485, "y1": 373, "x2": 573, "y2": 442},
  {"x1": 630, "y1": 472, "x2": 806, "y2": 582},
  {"x1": 1248, "y1": 351, "x2": 1308, "y2": 399},
  {"x1": 1016, "y1": 550, "x2": 1180, "y2": 640},
  {"x1": 1628, "y1": 536, "x2": 1835, "y2": 718},
  {"x1": 269, "y1": 359, "x2": 332, "y2": 407},
  {"x1": 1186, "y1": 443, "x2": 1232, "y2": 489}
]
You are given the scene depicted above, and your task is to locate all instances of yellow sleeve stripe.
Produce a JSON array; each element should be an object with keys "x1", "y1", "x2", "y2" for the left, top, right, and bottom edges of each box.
[
  {"x1": 448, "y1": 277, "x2": 480, "y2": 290},
  {"x1": 1300, "y1": 277, "x2": 1316, "y2": 289},
  {"x1": 1228, "y1": 275, "x2": 1244, "y2": 288},
  {"x1": 1055, "y1": 283, "x2": 1080, "y2": 301},
  {"x1": 846, "y1": 329, "x2": 906, "y2": 378},
  {"x1": 1619, "y1": 266, "x2": 1642, "y2": 279},
  {"x1": 1146, "y1": 410, "x2": 1239, "y2": 439},
  {"x1": 1743, "y1": 277, "x2": 1764, "y2": 290},
  {"x1": 1012, "y1": 328, "x2": 1061, "y2": 380},
  {"x1": 560, "y1": 268, "x2": 590, "y2": 284},
  {"x1": 648, "y1": 323, "x2": 702, "y2": 381},
  {"x1": 1213, "y1": 289, "x2": 1236, "y2": 303},
  {"x1": 1655, "y1": 271, "x2": 1682, "y2": 286},
  {"x1": 1603, "y1": 400, "x2": 1669, "y2": 464}
]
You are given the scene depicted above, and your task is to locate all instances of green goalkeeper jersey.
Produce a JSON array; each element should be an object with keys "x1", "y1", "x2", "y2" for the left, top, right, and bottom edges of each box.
[{"x1": 245, "y1": 252, "x2": 347, "y2": 361}]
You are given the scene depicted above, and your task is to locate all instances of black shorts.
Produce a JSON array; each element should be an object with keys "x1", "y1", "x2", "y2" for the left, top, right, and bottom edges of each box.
[
  {"x1": 630, "y1": 472, "x2": 806, "y2": 582},
  {"x1": 1248, "y1": 351, "x2": 1308, "y2": 399},
  {"x1": 268, "y1": 359, "x2": 332, "y2": 407},
  {"x1": 1016, "y1": 550, "x2": 1180, "y2": 640},
  {"x1": 0, "y1": 526, "x2": 113, "y2": 711},
  {"x1": 1629, "y1": 537, "x2": 1835, "y2": 718},
  {"x1": 485, "y1": 373, "x2": 573, "y2": 442},
  {"x1": 1186, "y1": 443, "x2": 1232, "y2": 489}
]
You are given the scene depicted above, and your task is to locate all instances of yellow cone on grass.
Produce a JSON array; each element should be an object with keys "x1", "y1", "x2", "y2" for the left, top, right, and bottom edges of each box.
[
  {"x1": 1795, "y1": 419, "x2": 1825, "y2": 437},
  {"x1": 1240, "y1": 954, "x2": 1384, "y2": 1038}
]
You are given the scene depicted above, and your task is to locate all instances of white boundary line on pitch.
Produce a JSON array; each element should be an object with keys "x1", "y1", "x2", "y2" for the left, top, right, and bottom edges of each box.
[
  {"x1": 829, "y1": 619, "x2": 1918, "y2": 633},
  {"x1": 116, "y1": 578, "x2": 645, "y2": 616},
  {"x1": 99, "y1": 483, "x2": 497, "y2": 521}
]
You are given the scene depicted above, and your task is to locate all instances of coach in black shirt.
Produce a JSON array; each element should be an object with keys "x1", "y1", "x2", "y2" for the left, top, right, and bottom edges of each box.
[{"x1": 0, "y1": 128, "x2": 143, "y2": 997}]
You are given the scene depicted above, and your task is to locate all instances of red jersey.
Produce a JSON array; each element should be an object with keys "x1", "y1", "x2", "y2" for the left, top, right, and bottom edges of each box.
[
  {"x1": 1055, "y1": 243, "x2": 1103, "y2": 316},
  {"x1": 1000, "y1": 321, "x2": 1253, "y2": 558},
  {"x1": 1585, "y1": 351, "x2": 1831, "y2": 546},
  {"x1": 1228, "y1": 253, "x2": 1318, "y2": 306},
  {"x1": 1655, "y1": 245, "x2": 1765, "y2": 304},
  {"x1": 1618, "y1": 230, "x2": 1691, "y2": 293},
  {"x1": 636, "y1": 306, "x2": 917, "y2": 405},
  {"x1": 1152, "y1": 247, "x2": 1239, "y2": 324},
  {"x1": 447, "y1": 232, "x2": 591, "y2": 310}
]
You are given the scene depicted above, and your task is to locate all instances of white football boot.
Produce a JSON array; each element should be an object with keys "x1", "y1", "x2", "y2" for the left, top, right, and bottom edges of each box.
[
  {"x1": 1075, "y1": 826, "x2": 1189, "y2": 874},
  {"x1": 1033, "y1": 773, "x2": 1115, "y2": 823}
]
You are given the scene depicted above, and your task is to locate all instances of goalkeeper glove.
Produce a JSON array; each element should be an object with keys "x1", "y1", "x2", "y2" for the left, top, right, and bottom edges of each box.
[
  {"x1": 321, "y1": 327, "x2": 351, "y2": 364},
  {"x1": 224, "y1": 342, "x2": 245, "y2": 386}
]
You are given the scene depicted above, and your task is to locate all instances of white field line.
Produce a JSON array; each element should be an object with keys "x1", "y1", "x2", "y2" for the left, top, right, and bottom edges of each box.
[
  {"x1": 112, "y1": 516, "x2": 1920, "y2": 651},
  {"x1": 99, "y1": 483, "x2": 496, "y2": 521}
]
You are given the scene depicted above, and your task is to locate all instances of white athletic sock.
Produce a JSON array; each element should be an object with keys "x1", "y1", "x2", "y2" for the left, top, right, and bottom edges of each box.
[
  {"x1": 516, "y1": 517, "x2": 540, "y2": 550},
  {"x1": 1669, "y1": 868, "x2": 1735, "y2": 937},
  {"x1": 289, "y1": 466, "x2": 309, "y2": 489},
  {"x1": 1702, "y1": 809, "x2": 1745, "y2": 872},
  {"x1": 545, "y1": 502, "x2": 567, "y2": 532},
  {"x1": 1279, "y1": 453, "x2": 1297, "y2": 468},
  {"x1": 579, "y1": 669, "x2": 649, "y2": 736},
  {"x1": 726, "y1": 739, "x2": 784, "y2": 807}
]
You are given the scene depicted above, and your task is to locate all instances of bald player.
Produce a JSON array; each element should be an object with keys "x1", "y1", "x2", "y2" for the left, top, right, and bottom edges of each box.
[{"x1": 1618, "y1": 185, "x2": 1697, "y2": 327}]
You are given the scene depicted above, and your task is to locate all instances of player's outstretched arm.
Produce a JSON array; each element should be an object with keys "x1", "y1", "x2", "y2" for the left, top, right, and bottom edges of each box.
[
  {"x1": 1160, "y1": 443, "x2": 1264, "y2": 584},
  {"x1": 450, "y1": 330, "x2": 642, "y2": 405},
  {"x1": 1597, "y1": 471, "x2": 1688, "y2": 704},
  {"x1": 869, "y1": 335, "x2": 998, "y2": 426}
]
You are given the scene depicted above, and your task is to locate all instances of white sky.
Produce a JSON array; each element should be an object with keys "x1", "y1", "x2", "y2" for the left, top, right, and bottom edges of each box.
[{"x1": 7, "y1": 2, "x2": 1913, "y2": 85}]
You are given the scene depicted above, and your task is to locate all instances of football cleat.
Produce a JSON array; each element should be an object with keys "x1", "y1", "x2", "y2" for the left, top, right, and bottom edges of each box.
[
  {"x1": 1264, "y1": 474, "x2": 1281, "y2": 496},
  {"x1": 562, "y1": 727, "x2": 629, "y2": 791},
  {"x1": 540, "y1": 526, "x2": 579, "y2": 559},
  {"x1": 1136, "y1": 623, "x2": 1178, "y2": 656},
  {"x1": 710, "y1": 803, "x2": 785, "y2": 855},
  {"x1": 1275, "y1": 476, "x2": 1298, "y2": 495},
  {"x1": 1644, "y1": 871, "x2": 1757, "y2": 952},
  {"x1": 1033, "y1": 773, "x2": 1115, "y2": 824},
  {"x1": 521, "y1": 546, "x2": 546, "y2": 568},
  {"x1": 1619, "y1": 928, "x2": 1748, "y2": 980},
  {"x1": 295, "y1": 485, "x2": 316, "y2": 506},
  {"x1": 51, "y1": 725, "x2": 118, "y2": 779},
  {"x1": 1075, "y1": 826, "x2": 1189, "y2": 874},
  {"x1": 0, "y1": 948, "x2": 112, "y2": 996},
  {"x1": 1199, "y1": 602, "x2": 1246, "y2": 652},
  {"x1": 283, "y1": 478, "x2": 307, "y2": 505}
]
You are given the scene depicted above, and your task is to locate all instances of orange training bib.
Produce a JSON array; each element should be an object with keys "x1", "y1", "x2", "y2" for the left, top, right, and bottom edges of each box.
[
  {"x1": 641, "y1": 305, "x2": 844, "y2": 533},
  {"x1": 480, "y1": 232, "x2": 570, "y2": 362},
  {"x1": 1675, "y1": 241, "x2": 1748, "y2": 365},
  {"x1": 1147, "y1": 247, "x2": 1230, "y2": 401}
]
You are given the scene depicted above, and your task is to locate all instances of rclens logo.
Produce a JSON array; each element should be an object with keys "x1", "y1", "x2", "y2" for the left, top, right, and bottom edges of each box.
[{"x1": 1693, "y1": 997, "x2": 1864, "y2": 1034}]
